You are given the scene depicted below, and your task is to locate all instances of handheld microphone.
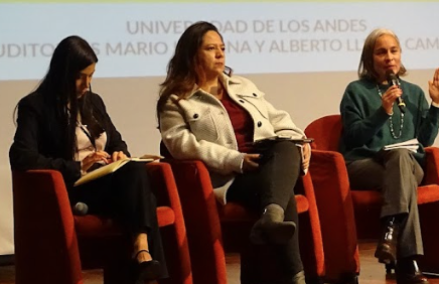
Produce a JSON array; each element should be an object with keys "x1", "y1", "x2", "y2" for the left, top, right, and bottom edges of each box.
[
  {"x1": 73, "y1": 202, "x2": 89, "y2": 216},
  {"x1": 387, "y1": 71, "x2": 405, "y2": 113}
]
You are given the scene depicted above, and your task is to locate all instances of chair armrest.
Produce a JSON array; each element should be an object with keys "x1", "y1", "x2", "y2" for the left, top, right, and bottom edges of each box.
[
  {"x1": 162, "y1": 159, "x2": 223, "y2": 240},
  {"x1": 162, "y1": 159, "x2": 227, "y2": 284},
  {"x1": 309, "y1": 149, "x2": 352, "y2": 202},
  {"x1": 146, "y1": 162, "x2": 187, "y2": 231},
  {"x1": 146, "y1": 162, "x2": 192, "y2": 284},
  {"x1": 146, "y1": 162, "x2": 182, "y2": 208},
  {"x1": 12, "y1": 170, "x2": 82, "y2": 284},
  {"x1": 309, "y1": 150, "x2": 359, "y2": 276},
  {"x1": 297, "y1": 172, "x2": 325, "y2": 276},
  {"x1": 423, "y1": 147, "x2": 439, "y2": 185}
]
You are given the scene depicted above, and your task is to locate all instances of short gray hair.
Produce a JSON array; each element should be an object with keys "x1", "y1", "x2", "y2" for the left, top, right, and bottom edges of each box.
[{"x1": 358, "y1": 28, "x2": 406, "y2": 80}]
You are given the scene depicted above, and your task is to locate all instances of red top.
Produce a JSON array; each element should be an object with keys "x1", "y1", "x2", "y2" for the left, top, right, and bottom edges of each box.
[{"x1": 220, "y1": 93, "x2": 254, "y2": 153}]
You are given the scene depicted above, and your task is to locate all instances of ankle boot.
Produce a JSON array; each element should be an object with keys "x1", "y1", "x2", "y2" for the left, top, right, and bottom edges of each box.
[
  {"x1": 396, "y1": 257, "x2": 428, "y2": 284},
  {"x1": 250, "y1": 204, "x2": 296, "y2": 244},
  {"x1": 374, "y1": 216, "x2": 398, "y2": 264}
]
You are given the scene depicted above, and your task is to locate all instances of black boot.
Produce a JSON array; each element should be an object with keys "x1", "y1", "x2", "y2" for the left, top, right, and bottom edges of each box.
[
  {"x1": 374, "y1": 216, "x2": 398, "y2": 264},
  {"x1": 250, "y1": 204, "x2": 296, "y2": 245}
]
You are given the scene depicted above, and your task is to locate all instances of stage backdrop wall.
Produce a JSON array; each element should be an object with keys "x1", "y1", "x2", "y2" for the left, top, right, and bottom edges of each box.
[{"x1": 1, "y1": 1, "x2": 439, "y2": 255}]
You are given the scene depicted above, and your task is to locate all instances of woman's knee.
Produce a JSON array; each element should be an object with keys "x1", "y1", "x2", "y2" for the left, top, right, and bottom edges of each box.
[
  {"x1": 384, "y1": 149, "x2": 416, "y2": 165},
  {"x1": 272, "y1": 141, "x2": 301, "y2": 160},
  {"x1": 386, "y1": 148, "x2": 412, "y2": 158},
  {"x1": 112, "y1": 162, "x2": 152, "y2": 192},
  {"x1": 116, "y1": 161, "x2": 149, "y2": 177}
]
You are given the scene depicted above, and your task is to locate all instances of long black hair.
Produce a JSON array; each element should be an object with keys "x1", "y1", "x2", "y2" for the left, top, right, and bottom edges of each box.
[{"x1": 35, "y1": 35, "x2": 100, "y2": 160}]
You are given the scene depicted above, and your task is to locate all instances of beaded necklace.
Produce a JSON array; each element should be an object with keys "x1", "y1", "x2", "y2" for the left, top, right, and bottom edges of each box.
[{"x1": 376, "y1": 85, "x2": 404, "y2": 139}]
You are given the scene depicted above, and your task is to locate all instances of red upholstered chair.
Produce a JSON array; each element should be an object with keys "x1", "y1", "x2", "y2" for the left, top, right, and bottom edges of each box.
[
  {"x1": 162, "y1": 156, "x2": 325, "y2": 284},
  {"x1": 304, "y1": 114, "x2": 439, "y2": 280},
  {"x1": 12, "y1": 162, "x2": 192, "y2": 284}
]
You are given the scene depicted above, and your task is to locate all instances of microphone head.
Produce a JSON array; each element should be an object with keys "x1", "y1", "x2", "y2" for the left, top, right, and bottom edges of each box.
[
  {"x1": 386, "y1": 71, "x2": 398, "y2": 86},
  {"x1": 73, "y1": 202, "x2": 89, "y2": 216}
]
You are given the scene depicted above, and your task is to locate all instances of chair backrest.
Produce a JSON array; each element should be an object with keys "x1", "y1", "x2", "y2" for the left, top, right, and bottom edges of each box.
[{"x1": 305, "y1": 114, "x2": 342, "y2": 152}]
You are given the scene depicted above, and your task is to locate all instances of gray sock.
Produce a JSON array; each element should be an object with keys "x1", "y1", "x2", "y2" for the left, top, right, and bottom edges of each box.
[
  {"x1": 262, "y1": 203, "x2": 285, "y2": 222},
  {"x1": 290, "y1": 270, "x2": 306, "y2": 284}
]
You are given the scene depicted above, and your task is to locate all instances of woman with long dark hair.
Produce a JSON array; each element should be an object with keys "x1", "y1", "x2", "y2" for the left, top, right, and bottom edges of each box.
[
  {"x1": 10, "y1": 35, "x2": 166, "y2": 284},
  {"x1": 157, "y1": 21, "x2": 310, "y2": 284}
]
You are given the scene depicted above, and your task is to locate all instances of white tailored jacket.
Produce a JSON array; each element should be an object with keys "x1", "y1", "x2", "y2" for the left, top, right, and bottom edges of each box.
[{"x1": 159, "y1": 74, "x2": 306, "y2": 204}]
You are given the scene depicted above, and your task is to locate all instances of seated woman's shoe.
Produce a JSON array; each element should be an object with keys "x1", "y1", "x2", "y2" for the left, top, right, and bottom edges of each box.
[
  {"x1": 250, "y1": 204, "x2": 296, "y2": 244},
  {"x1": 396, "y1": 258, "x2": 429, "y2": 284},
  {"x1": 374, "y1": 217, "x2": 398, "y2": 264},
  {"x1": 134, "y1": 249, "x2": 162, "y2": 284}
]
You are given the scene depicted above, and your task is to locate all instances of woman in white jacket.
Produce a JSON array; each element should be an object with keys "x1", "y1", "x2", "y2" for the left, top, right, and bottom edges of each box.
[{"x1": 157, "y1": 21, "x2": 310, "y2": 284}]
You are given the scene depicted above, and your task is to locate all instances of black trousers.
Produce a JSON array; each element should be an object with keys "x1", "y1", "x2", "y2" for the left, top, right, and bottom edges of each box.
[
  {"x1": 226, "y1": 140, "x2": 303, "y2": 277},
  {"x1": 70, "y1": 161, "x2": 168, "y2": 277}
]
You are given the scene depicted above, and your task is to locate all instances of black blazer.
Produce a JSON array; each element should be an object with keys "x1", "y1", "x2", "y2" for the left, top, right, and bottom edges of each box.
[{"x1": 9, "y1": 91, "x2": 129, "y2": 187}]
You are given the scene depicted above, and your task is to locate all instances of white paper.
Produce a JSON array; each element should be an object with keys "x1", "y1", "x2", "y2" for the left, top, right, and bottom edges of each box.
[{"x1": 383, "y1": 138, "x2": 419, "y2": 153}]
